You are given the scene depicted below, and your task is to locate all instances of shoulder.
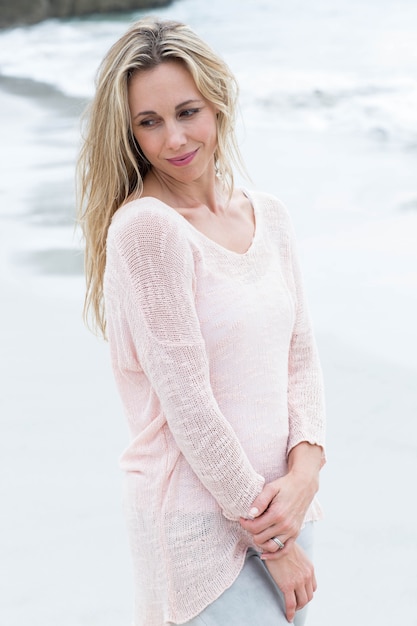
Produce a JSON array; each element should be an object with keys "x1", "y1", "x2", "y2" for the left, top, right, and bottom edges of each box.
[
  {"x1": 245, "y1": 189, "x2": 292, "y2": 231},
  {"x1": 109, "y1": 196, "x2": 183, "y2": 237},
  {"x1": 108, "y1": 196, "x2": 189, "y2": 252}
]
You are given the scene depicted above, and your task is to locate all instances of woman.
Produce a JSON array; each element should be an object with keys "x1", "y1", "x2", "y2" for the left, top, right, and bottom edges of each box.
[{"x1": 77, "y1": 17, "x2": 326, "y2": 626}]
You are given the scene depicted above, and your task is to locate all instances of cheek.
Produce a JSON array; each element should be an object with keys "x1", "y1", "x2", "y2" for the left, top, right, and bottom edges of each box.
[
  {"x1": 205, "y1": 118, "x2": 218, "y2": 143},
  {"x1": 133, "y1": 132, "x2": 157, "y2": 160}
]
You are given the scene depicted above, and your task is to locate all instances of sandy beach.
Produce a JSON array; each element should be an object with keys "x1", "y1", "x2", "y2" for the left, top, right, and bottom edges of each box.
[
  {"x1": 0, "y1": 78, "x2": 133, "y2": 625},
  {"x1": 1, "y1": 6, "x2": 417, "y2": 623}
]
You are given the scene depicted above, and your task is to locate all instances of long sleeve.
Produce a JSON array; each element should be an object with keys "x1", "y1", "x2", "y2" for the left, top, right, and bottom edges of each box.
[
  {"x1": 279, "y1": 205, "x2": 326, "y2": 457},
  {"x1": 106, "y1": 203, "x2": 264, "y2": 521}
]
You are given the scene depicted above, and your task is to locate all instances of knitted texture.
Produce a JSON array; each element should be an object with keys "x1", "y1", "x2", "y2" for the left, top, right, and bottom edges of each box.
[{"x1": 103, "y1": 191, "x2": 326, "y2": 625}]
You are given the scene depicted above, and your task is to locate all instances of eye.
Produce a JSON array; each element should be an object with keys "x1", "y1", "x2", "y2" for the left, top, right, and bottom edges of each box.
[
  {"x1": 138, "y1": 118, "x2": 158, "y2": 128},
  {"x1": 179, "y1": 108, "x2": 200, "y2": 119}
]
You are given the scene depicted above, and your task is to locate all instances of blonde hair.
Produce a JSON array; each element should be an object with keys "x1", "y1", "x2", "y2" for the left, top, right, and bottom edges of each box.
[{"x1": 77, "y1": 17, "x2": 246, "y2": 337}]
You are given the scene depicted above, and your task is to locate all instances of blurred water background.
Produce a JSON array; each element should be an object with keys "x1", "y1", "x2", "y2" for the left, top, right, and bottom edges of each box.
[
  {"x1": 1, "y1": 0, "x2": 416, "y2": 362},
  {"x1": 0, "y1": 0, "x2": 416, "y2": 624}
]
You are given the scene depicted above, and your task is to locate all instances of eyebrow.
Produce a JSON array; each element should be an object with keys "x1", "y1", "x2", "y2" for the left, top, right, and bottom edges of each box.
[{"x1": 133, "y1": 99, "x2": 203, "y2": 120}]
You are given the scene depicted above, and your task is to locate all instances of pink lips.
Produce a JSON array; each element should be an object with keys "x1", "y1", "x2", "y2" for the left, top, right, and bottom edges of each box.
[{"x1": 166, "y1": 149, "x2": 198, "y2": 167}]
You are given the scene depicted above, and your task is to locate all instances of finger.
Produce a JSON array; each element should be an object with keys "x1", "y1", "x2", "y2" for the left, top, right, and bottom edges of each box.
[
  {"x1": 304, "y1": 580, "x2": 315, "y2": 604},
  {"x1": 284, "y1": 590, "x2": 297, "y2": 623},
  {"x1": 294, "y1": 586, "x2": 308, "y2": 611},
  {"x1": 243, "y1": 509, "x2": 299, "y2": 540},
  {"x1": 258, "y1": 536, "x2": 286, "y2": 554},
  {"x1": 265, "y1": 537, "x2": 284, "y2": 553},
  {"x1": 240, "y1": 510, "x2": 279, "y2": 535},
  {"x1": 247, "y1": 482, "x2": 280, "y2": 518},
  {"x1": 258, "y1": 536, "x2": 295, "y2": 557},
  {"x1": 242, "y1": 506, "x2": 291, "y2": 537},
  {"x1": 312, "y1": 570, "x2": 317, "y2": 592},
  {"x1": 300, "y1": 565, "x2": 316, "y2": 606},
  {"x1": 252, "y1": 525, "x2": 288, "y2": 545}
]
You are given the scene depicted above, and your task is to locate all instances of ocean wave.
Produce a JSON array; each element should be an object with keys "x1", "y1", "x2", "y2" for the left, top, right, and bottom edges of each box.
[
  {"x1": 0, "y1": 18, "x2": 125, "y2": 98},
  {"x1": 0, "y1": 6, "x2": 416, "y2": 150},
  {"x1": 240, "y1": 76, "x2": 417, "y2": 148}
]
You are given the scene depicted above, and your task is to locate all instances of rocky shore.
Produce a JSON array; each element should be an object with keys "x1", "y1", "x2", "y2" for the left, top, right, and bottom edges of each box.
[{"x1": 0, "y1": 0, "x2": 173, "y2": 28}]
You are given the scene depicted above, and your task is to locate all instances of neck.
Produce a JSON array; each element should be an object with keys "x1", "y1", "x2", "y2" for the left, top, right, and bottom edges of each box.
[{"x1": 144, "y1": 167, "x2": 228, "y2": 214}]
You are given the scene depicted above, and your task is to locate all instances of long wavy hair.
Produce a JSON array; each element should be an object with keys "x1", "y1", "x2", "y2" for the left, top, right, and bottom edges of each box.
[{"x1": 77, "y1": 17, "x2": 246, "y2": 337}]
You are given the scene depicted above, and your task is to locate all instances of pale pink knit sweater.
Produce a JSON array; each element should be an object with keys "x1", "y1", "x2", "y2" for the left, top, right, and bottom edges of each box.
[{"x1": 103, "y1": 190, "x2": 325, "y2": 626}]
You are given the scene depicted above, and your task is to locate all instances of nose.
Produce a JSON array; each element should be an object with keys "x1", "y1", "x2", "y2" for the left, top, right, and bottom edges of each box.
[{"x1": 164, "y1": 120, "x2": 186, "y2": 152}]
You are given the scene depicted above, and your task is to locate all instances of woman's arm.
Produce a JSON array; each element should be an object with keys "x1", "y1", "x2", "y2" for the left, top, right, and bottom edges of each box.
[
  {"x1": 106, "y1": 204, "x2": 264, "y2": 521},
  {"x1": 240, "y1": 199, "x2": 326, "y2": 549},
  {"x1": 240, "y1": 442, "x2": 323, "y2": 551}
]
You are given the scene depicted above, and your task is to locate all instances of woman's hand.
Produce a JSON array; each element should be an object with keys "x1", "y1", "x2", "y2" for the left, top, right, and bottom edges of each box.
[
  {"x1": 262, "y1": 542, "x2": 317, "y2": 623},
  {"x1": 240, "y1": 443, "x2": 323, "y2": 552},
  {"x1": 240, "y1": 472, "x2": 316, "y2": 552}
]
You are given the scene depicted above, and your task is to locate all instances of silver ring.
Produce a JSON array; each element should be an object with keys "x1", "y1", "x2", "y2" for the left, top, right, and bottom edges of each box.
[{"x1": 271, "y1": 536, "x2": 285, "y2": 550}]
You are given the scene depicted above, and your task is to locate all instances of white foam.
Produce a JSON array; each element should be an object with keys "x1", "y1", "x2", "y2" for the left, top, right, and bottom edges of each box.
[{"x1": 0, "y1": 0, "x2": 416, "y2": 146}]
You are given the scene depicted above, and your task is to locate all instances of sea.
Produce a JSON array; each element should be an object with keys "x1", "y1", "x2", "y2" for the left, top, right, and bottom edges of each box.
[{"x1": 0, "y1": 0, "x2": 416, "y2": 369}]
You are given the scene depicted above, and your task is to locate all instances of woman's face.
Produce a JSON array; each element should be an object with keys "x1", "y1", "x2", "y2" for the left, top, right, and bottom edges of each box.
[{"x1": 128, "y1": 61, "x2": 219, "y2": 185}]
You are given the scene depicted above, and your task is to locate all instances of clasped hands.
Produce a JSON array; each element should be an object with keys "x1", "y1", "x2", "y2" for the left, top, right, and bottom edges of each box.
[{"x1": 239, "y1": 468, "x2": 319, "y2": 623}]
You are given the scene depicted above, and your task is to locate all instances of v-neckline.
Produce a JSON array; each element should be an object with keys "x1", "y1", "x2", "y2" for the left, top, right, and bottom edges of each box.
[{"x1": 141, "y1": 189, "x2": 259, "y2": 258}]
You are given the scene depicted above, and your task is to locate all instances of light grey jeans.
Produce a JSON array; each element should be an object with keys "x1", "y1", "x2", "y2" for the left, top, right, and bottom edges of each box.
[{"x1": 180, "y1": 523, "x2": 314, "y2": 626}]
